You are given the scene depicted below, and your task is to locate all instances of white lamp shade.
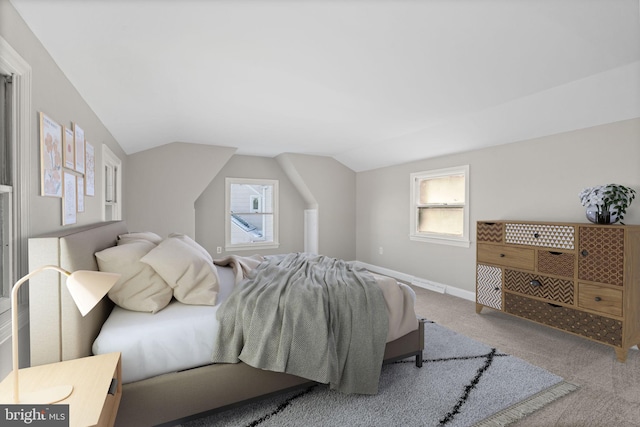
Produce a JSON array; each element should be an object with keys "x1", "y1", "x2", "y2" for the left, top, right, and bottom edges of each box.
[{"x1": 65, "y1": 270, "x2": 120, "y2": 316}]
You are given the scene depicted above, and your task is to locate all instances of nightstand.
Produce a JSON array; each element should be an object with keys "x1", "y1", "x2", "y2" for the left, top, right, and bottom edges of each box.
[{"x1": 0, "y1": 352, "x2": 122, "y2": 427}]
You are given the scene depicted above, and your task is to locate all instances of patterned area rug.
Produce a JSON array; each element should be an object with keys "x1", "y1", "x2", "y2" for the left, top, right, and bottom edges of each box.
[{"x1": 182, "y1": 321, "x2": 577, "y2": 427}]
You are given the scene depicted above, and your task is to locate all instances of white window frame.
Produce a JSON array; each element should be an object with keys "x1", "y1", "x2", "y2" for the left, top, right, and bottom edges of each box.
[
  {"x1": 409, "y1": 165, "x2": 470, "y2": 248},
  {"x1": 0, "y1": 36, "x2": 31, "y2": 342},
  {"x1": 102, "y1": 144, "x2": 122, "y2": 221},
  {"x1": 225, "y1": 177, "x2": 279, "y2": 251}
]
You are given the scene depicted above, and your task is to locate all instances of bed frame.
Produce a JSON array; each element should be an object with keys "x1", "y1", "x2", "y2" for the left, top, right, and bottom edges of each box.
[{"x1": 28, "y1": 221, "x2": 425, "y2": 426}]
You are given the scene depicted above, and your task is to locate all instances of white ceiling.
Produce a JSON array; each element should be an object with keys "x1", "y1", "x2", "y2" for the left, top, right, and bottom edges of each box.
[{"x1": 10, "y1": 0, "x2": 640, "y2": 172}]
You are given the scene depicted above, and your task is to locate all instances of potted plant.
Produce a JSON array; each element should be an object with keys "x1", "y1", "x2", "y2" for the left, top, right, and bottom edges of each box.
[{"x1": 579, "y1": 184, "x2": 636, "y2": 224}]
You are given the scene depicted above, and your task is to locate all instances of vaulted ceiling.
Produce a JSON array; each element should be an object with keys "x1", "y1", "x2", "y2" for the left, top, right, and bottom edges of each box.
[{"x1": 10, "y1": 0, "x2": 640, "y2": 171}]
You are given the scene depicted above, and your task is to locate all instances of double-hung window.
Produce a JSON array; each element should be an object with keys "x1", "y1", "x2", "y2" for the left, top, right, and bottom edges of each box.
[
  {"x1": 0, "y1": 73, "x2": 12, "y2": 313},
  {"x1": 410, "y1": 165, "x2": 470, "y2": 247},
  {"x1": 225, "y1": 178, "x2": 279, "y2": 251}
]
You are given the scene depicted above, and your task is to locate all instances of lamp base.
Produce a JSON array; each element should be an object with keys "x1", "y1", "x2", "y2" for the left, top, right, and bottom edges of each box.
[{"x1": 16, "y1": 384, "x2": 73, "y2": 404}]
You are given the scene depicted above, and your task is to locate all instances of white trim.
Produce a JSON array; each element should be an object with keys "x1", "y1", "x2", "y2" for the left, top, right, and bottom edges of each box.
[
  {"x1": 225, "y1": 177, "x2": 279, "y2": 251},
  {"x1": 409, "y1": 165, "x2": 470, "y2": 248},
  {"x1": 0, "y1": 36, "x2": 31, "y2": 316},
  {"x1": 102, "y1": 144, "x2": 122, "y2": 221},
  {"x1": 355, "y1": 261, "x2": 476, "y2": 302},
  {"x1": 304, "y1": 209, "x2": 319, "y2": 254}
]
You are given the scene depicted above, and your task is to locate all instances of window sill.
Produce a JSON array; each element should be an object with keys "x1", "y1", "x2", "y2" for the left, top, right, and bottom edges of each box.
[
  {"x1": 225, "y1": 243, "x2": 280, "y2": 252},
  {"x1": 410, "y1": 234, "x2": 470, "y2": 248}
]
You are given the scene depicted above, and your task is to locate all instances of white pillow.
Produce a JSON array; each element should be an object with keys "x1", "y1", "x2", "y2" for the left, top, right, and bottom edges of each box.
[
  {"x1": 95, "y1": 240, "x2": 173, "y2": 313},
  {"x1": 118, "y1": 231, "x2": 163, "y2": 245},
  {"x1": 168, "y1": 233, "x2": 213, "y2": 262},
  {"x1": 141, "y1": 237, "x2": 219, "y2": 306}
]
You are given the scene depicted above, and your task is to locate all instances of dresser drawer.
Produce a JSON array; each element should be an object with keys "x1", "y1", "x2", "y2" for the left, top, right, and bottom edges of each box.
[
  {"x1": 504, "y1": 269, "x2": 573, "y2": 304},
  {"x1": 477, "y1": 264, "x2": 502, "y2": 310},
  {"x1": 505, "y1": 293, "x2": 622, "y2": 346},
  {"x1": 578, "y1": 283, "x2": 623, "y2": 317},
  {"x1": 477, "y1": 243, "x2": 535, "y2": 271},
  {"x1": 505, "y1": 223, "x2": 575, "y2": 250},
  {"x1": 538, "y1": 250, "x2": 575, "y2": 278},
  {"x1": 477, "y1": 222, "x2": 503, "y2": 243}
]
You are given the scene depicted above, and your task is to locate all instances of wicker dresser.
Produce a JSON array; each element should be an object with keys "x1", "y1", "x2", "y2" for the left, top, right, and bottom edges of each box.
[{"x1": 476, "y1": 220, "x2": 640, "y2": 362}]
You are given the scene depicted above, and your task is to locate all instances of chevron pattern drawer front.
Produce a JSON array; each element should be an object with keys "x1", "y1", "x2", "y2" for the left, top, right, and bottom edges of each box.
[
  {"x1": 505, "y1": 293, "x2": 622, "y2": 346},
  {"x1": 578, "y1": 227, "x2": 624, "y2": 287},
  {"x1": 477, "y1": 264, "x2": 502, "y2": 310},
  {"x1": 477, "y1": 222, "x2": 503, "y2": 243},
  {"x1": 538, "y1": 250, "x2": 575, "y2": 278},
  {"x1": 504, "y1": 269, "x2": 573, "y2": 304},
  {"x1": 505, "y1": 223, "x2": 575, "y2": 250}
]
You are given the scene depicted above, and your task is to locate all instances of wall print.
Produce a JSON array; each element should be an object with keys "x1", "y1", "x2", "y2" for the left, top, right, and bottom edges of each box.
[
  {"x1": 74, "y1": 122, "x2": 85, "y2": 174},
  {"x1": 77, "y1": 176, "x2": 85, "y2": 213},
  {"x1": 62, "y1": 171, "x2": 77, "y2": 225},
  {"x1": 85, "y1": 142, "x2": 95, "y2": 196},
  {"x1": 63, "y1": 126, "x2": 75, "y2": 169},
  {"x1": 39, "y1": 112, "x2": 63, "y2": 197}
]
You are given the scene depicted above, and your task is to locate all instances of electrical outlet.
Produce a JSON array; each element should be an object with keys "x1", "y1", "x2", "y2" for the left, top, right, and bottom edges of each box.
[
  {"x1": 216, "y1": 247, "x2": 222, "y2": 254},
  {"x1": 379, "y1": 246, "x2": 383, "y2": 255}
]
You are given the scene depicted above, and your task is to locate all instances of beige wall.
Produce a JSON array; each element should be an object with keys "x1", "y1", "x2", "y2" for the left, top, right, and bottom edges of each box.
[
  {"x1": 125, "y1": 142, "x2": 236, "y2": 238},
  {"x1": 277, "y1": 153, "x2": 356, "y2": 260},
  {"x1": 195, "y1": 154, "x2": 306, "y2": 257},
  {"x1": 0, "y1": 0, "x2": 127, "y2": 237},
  {"x1": 356, "y1": 118, "x2": 640, "y2": 293}
]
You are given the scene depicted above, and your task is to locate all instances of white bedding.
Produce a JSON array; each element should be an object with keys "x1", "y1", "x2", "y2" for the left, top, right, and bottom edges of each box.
[
  {"x1": 93, "y1": 262, "x2": 417, "y2": 384},
  {"x1": 92, "y1": 265, "x2": 236, "y2": 383}
]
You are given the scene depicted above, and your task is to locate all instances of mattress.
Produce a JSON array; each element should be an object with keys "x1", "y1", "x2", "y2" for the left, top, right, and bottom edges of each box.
[{"x1": 92, "y1": 265, "x2": 236, "y2": 383}]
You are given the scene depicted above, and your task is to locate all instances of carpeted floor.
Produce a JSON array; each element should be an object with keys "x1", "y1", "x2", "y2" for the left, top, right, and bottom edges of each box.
[
  {"x1": 182, "y1": 320, "x2": 576, "y2": 427},
  {"x1": 411, "y1": 287, "x2": 640, "y2": 426}
]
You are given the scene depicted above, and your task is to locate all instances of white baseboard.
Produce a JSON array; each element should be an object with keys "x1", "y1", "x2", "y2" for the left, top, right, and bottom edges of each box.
[
  {"x1": 355, "y1": 261, "x2": 476, "y2": 302},
  {"x1": 354, "y1": 261, "x2": 639, "y2": 353}
]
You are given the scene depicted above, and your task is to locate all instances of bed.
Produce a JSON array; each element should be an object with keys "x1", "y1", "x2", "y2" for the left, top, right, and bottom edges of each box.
[{"x1": 28, "y1": 221, "x2": 425, "y2": 426}]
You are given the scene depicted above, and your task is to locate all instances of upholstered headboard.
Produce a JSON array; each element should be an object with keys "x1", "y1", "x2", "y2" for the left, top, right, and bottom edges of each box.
[{"x1": 28, "y1": 221, "x2": 128, "y2": 366}]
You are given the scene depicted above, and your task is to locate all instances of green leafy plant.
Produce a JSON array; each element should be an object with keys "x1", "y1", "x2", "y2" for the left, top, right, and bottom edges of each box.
[{"x1": 579, "y1": 184, "x2": 636, "y2": 224}]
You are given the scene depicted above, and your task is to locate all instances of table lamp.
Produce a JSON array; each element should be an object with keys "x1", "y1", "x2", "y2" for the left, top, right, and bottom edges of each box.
[{"x1": 10, "y1": 265, "x2": 120, "y2": 404}]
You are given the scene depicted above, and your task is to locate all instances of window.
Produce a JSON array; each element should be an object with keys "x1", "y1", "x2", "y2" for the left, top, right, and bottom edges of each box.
[
  {"x1": 225, "y1": 178, "x2": 279, "y2": 251},
  {"x1": 102, "y1": 144, "x2": 122, "y2": 221},
  {"x1": 0, "y1": 35, "x2": 32, "y2": 327},
  {"x1": 0, "y1": 73, "x2": 12, "y2": 314},
  {"x1": 410, "y1": 165, "x2": 469, "y2": 247}
]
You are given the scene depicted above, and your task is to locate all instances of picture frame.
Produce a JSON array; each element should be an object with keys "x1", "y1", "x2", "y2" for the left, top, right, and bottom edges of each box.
[
  {"x1": 39, "y1": 112, "x2": 63, "y2": 197},
  {"x1": 85, "y1": 142, "x2": 95, "y2": 196},
  {"x1": 63, "y1": 126, "x2": 75, "y2": 169},
  {"x1": 62, "y1": 171, "x2": 77, "y2": 225},
  {"x1": 74, "y1": 122, "x2": 85, "y2": 174},
  {"x1": 77, "y1": 175, "x2": 85, "y2": 213}
]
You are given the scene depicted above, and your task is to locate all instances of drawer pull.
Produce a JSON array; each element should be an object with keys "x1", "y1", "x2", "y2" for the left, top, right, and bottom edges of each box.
[
  {"x1": 530, "y1": 279, "x2": 542, "y2": 287},
  {"x1": 494, "y1": 287, "x2": 500, "y2": 291},
  {"x1": 549, "y1": 251, "x2": 563, "y2": 256},
  {"x1": 108, "y1": 378, "x2": 118, "y2": 395},
  {"x1": 499, "y1": 253, "x2": 505, "y2": 257},
  {"x1": 533, "y1": 232, "x2": 540, "y2": 238},
  {"x1": 581, "y1": 250, "x2": 589, "y2": 257},
  {"x1": 595, "y1": 296, "x2": 602, "y2": 302}
]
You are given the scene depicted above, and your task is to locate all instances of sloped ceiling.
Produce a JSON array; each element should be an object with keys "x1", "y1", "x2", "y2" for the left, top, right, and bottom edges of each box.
[{"x1": 10, "y1": 0, "x2": 640, "y2": 171}]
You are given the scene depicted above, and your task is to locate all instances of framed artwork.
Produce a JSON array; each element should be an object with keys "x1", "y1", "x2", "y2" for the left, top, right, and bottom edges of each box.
[
  {"x1": 74, "y1": 122, "x2": 85, "y2": 174},
  {"x1": 62, "y1": 171, "x2": 77, "y2": 225},
  {"x1": 77, "y1": 176, "x2": 85, "y2": 213},
  {"x1": 85, "y1": 142, "x2": 95, "y2": 196},
  {"x1": 39, "y1": 112, "x2": 63, "y2": 197},
  {"x1": 63, "y1": 126, "x2": 75, "y2": 169}
]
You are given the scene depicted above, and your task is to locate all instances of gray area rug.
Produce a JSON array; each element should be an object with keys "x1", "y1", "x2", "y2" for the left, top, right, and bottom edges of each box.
[{"x1": 182, "y1": 321, "x2": 577, "y2": 427}]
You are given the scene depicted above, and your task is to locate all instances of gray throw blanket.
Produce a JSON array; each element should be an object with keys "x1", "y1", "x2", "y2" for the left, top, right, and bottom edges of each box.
[{"x1": 212, "y1": 252, "x2": 389, "y2": 394}]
